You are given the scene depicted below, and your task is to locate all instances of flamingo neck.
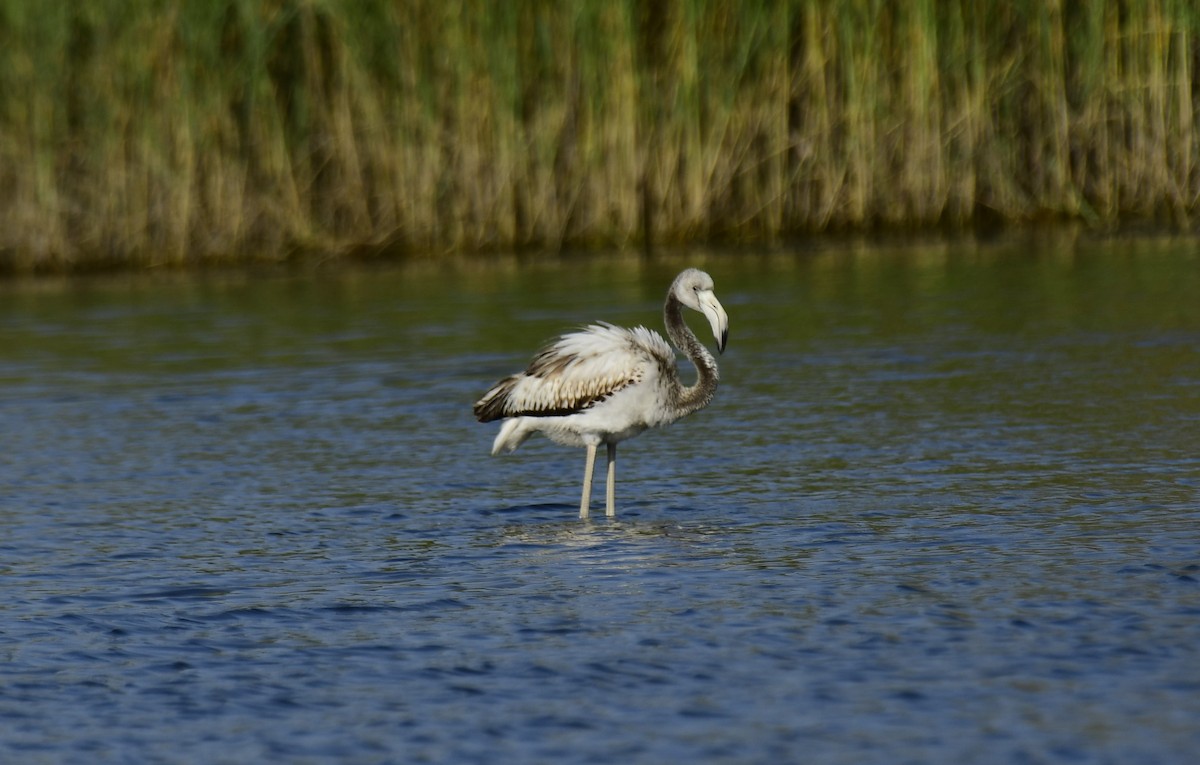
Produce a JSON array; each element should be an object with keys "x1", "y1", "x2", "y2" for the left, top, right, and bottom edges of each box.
[{"x1": 664, "y1": 293, "x2": 720, "y2": 416}]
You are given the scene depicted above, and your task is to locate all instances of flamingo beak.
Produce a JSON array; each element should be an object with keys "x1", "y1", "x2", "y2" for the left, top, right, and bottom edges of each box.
[{"x1": 697, "y1": 290, "x2": 729, "y2": 354}]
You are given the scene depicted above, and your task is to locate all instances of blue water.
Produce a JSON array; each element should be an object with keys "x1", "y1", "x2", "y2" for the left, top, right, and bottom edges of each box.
[{"x1": 2, "y1": 241, "x2": 1199, "y2": 763}]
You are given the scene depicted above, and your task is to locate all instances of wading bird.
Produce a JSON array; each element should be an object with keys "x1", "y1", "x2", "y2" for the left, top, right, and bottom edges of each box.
[{"x1": 473, "y1": 268, "x2": 729, "y2": 519}]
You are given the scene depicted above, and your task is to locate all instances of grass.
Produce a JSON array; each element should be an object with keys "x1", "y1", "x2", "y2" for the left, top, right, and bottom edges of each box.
[{"x1": 1, "y1": 0, "x2": 1199, "y2": 272}]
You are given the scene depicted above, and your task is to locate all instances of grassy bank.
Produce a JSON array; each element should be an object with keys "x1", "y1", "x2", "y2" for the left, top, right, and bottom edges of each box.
[{"x1": 2, "y1": 0, "x2": 1199, "y2": 271}]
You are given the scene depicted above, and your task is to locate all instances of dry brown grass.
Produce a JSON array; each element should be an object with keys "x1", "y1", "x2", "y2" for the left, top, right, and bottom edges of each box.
[{"x1": 1, "y1": 1, "x2": 1198, "y2": 272}]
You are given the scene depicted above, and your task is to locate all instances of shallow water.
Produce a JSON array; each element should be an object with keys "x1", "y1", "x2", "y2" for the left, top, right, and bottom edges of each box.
[{"x1": 2, "y1": 236, "x2": 1199, "y2": 764}]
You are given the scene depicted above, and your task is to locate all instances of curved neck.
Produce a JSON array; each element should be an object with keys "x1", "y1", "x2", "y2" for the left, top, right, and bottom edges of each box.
[{"x1": 664, "y1": 293, "x2": 720, "y2": 416}]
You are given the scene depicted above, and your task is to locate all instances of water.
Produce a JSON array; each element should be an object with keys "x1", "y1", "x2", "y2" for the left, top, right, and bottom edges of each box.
[{"x1": 2, "y1": 236, "x2": 1199, "y2": 764}]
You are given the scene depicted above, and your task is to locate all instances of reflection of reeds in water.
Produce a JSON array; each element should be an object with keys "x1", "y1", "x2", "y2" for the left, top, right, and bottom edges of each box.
[{"x1": 2, "y1": 1, "x2": 1198, "y2": 271}]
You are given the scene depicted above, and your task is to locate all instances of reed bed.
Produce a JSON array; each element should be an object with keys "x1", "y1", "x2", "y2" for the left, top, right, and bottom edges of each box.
[{"x1": 1, "y1": 0, "x2": 1198, "y2": 271}]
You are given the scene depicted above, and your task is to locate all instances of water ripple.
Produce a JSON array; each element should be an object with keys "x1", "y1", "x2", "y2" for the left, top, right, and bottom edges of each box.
[{"x1": 3, "y1": 251, "x2": 1200, "y2": 763}]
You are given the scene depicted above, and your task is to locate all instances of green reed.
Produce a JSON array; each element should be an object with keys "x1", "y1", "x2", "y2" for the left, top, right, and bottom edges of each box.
[{"x1": 1, "y1": 0, "x2": 1198, "y2": 272}]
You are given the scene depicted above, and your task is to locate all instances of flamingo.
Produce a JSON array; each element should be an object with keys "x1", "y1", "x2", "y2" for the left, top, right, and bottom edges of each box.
[{"x1": 473, "y1": 268, "x2": 729, "y2": 518}]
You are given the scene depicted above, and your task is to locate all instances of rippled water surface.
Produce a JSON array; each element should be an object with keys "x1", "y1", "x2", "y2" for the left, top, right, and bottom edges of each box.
[{"x1": 3, "y1": 237, "x2": 1199, "y2": 764}]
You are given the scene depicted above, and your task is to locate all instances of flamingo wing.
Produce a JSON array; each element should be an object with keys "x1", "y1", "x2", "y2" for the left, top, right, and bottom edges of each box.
[{"x1": 473, "y1": 323, "x2": 671, "y2": 422}]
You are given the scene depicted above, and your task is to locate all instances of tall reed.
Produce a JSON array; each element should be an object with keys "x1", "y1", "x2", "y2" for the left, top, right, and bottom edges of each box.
[{"x1": 1, "y1": 0, "x2": 1198, "y2": 271}]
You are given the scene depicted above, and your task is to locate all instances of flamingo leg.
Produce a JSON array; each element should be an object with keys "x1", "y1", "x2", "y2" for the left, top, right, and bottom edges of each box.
[
  {"x1": 579, "y1": 443, "x2": 597, "y2": 519},
  {"x1": 605, "y1": 443, "x2": 617, "y2": 517}
]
